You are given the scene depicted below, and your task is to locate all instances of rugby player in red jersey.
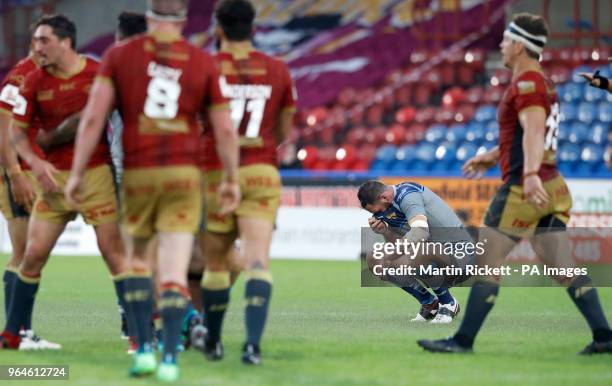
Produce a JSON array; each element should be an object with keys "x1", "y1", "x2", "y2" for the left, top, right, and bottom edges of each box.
[
  {"x1": 418, "y1": 13, "x2": 612, "y2": 355},
  {"x1": 65, "y1": 0, "x2": 239, "y2": 381},
  {"x1": 0, "y1": 53, "x2": 52, "y2": 349},
  {"x1": 199, "y1": 0, "x2": 295, "y2": 365},
  {"x1": 0, "y1": 14, "x2": 128, "y2": 350}
]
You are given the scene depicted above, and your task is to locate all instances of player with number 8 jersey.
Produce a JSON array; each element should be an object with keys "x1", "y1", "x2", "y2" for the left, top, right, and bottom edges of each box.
[{"x1": 66, "y1": 0, "x2": 239, "y2": 380}]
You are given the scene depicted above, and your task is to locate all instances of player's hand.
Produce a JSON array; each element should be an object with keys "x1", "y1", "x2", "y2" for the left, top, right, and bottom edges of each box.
[
  {"x1": 579, "y1": 72, "x2": 600, "y2": 88},
  {"x1": 523, "y1": 174, "x2": 549, "y2": 209},
  {"x1": 368, "y1": 217, "x2": 388, "y2": 234},
  {"x1": 9, "y1": 172, "x2": 36, "y2": 212},
  {"x1": 30, "y1": 158, "x2": 59, "y2": 193},
  {"x1": 64, "y1": 174, "x2": 84, "y2": 209},
  {"x1": 462, "y1": 152, "x2": 497, "y2": 179},
  {"x1": 217, "y1": 180, "x2": 240, "y2": 216}
]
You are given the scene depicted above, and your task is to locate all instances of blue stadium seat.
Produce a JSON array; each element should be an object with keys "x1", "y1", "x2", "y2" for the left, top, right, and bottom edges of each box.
[
  {"x1": 465, "y1": 122, "x2": 485, "y2": 145},
  {"x1": 598, "y1": 102, "x2": 612, "y2": 123},
  {"x1": 424, "y1": 124, "x2": 448, "y2": 143},
  {"x1": 577, "y1": 102, "x2": 597, "y2": 124},
  {"x1": 581, "y1": 144, "x2": 604, "y2": 164},
  {"x1": 446, "y1": 124, "x2": 467, "y2": 143},
  {"x1": 584, "y1": 84, "x2": 606, "y2": 102},
  {"x1": 456, "y1": 142, "x2": 478, "y2": 161},
  {"x1": 571, "y1": 65, "x2": 593, "y2": 83},
  {"x1": 567, "y1": 122, "x2": 589, "y2": 144},
  {"x1": 558, "y1": 143, "x2": 581, "y2": 162},
  {"x1": 560, "y1": 103, "x2": 577, "y2": 123},
  {"x1": 395, "y1": 144, "x2": 416, "y2": 162},
  {"x1": 559, "y1": 83, "x2": 583, "y2": 103},
  {"x1": 589, "y1": 121, "x2": 608, "y2": 145},
  {"x1": 474, "y1": 105, "x2": 496, "y2": 122},
  {"x1": 485, "y1": 121, "x2": 499, "y2": 142},
  {"x1": 435, "y1": 142, "x2": 457, "y2": 162},
  {"x1": 370, "y1": 159, "x2": 387, "y2": 171},
  {"x1": 375, "y1": 144, "x2": 398, "y2": 164},
  {"x1": 415, "y1": 143, "x2": 437, "y2": 163}
]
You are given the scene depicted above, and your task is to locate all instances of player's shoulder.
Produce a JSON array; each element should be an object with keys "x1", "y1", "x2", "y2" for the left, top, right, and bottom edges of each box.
[
  {"x1": 2, "y1": 56, "x2": 40, "y2": 86},
  {"x1": 395, "y1": 182, "x2": 425, "y2": 202},
  {"x1": 513, "y1": 70, "x2": 550, "y2": 95}
]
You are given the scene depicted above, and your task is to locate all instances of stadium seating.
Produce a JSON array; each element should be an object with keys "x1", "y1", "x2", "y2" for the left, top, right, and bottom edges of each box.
[{"x1": 294, "y1": 47, "x2": 611, "y2": 177}]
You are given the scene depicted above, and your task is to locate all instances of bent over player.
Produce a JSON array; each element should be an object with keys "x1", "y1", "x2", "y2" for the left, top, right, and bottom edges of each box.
[
  {"x1": 66, "y1": 0, "x2": 239, "y2": 381},
  {"x1": 358, "y1": 180, "x2": 465, "y2": 324},
  {"x1": 418, "y1": 13, "x2": 612, "y2": 354}
]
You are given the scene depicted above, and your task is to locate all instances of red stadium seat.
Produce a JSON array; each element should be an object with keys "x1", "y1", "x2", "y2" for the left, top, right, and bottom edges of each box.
[
  {"x1": 395, "y1": 106, "x2": 416, "y2": 124},
  {"x1": 464, "y1": 86, "x2": 485, "y2": 104},
  {"x1": 317, "y1": 126, "x2": 335, "y2": 146},
  {"x1": 364, "y1": 126, "x2": 387, "y2": 147},
  {"x1": 433, "y1": 106, "x2": 455, "y2": 125},
  {"x1": 484, "y1": 86, "x2": 504, "y2": 104},
  {"x1": 384, "y1": 124, "x2": 406, "y2": 146},
  {"x1": 345, "y1": 126, "x2": 367, "y2": 146},
  {"x1": 393, "y1": 85, "x2": 413, "y2": 106},
  {"x1": 365, "y1": 104, "x2": 384, "y2": 126},
  {"x1": 405, "y1": 123, "x2": 426, "y2": 144},
  {"x1": 414, "y1": 106, "x2": 436, "y2": 125},
  {"x1": 305, "y1": 107, "x2": 328, "y2": 126},
  {"x1": 299, "y1": 145, "x2": 319, "y2": 169},
  {"x1": 442, "y1": 87, "x2": 464, "y2": 108},
  {"x1": 300, "y1": 126, "x2": 317, "y2": 145},
  {"x1": 455, "y1": 104, "x2": 476, "y2": 123},
  {"x1": 357, "y1": 143, "x2": 377, "y2": 163},
  {"x1": 413, "y1": 84, "x2": 433, "y2": 106},
  {"x1": 348, "y1": 107, "x2": 364, "y2": 126}
]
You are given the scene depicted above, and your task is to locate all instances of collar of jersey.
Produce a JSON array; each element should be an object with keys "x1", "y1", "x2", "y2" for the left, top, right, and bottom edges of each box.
[
  {"x1": 147, "y1": 30, "x2": 182, "y2": 43},
  {"x1": 47, "y1": 56, "x2": 86, "y2": 79},
  {"x1": 220, "y1": 44, "x2": 254, "y2": 60}
]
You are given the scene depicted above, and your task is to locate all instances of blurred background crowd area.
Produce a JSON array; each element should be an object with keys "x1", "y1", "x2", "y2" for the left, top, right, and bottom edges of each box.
[{"x1": 1, "y1": 0, "x2": 610, "y2": 178}]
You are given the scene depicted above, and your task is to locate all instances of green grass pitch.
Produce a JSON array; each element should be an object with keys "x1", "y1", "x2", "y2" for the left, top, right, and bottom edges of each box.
[{"x1": 0, "y1": 254, "x2": 611, "y2": 386}]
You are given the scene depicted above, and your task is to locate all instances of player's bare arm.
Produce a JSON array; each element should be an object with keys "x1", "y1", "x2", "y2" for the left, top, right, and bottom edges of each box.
[
  {"x1": 275, "y1": 109, "x2": 294, "y2": 145},
  {"x1": 36, "y1": 111, "x2": 81, "y2": 151},
  {"x1": 65, "y1": 77, "x2": 114, "y2": 208},
  {"x1": 0, "y1": 113, "x2": 35, "y2": 209},
  {"x1": 519, "y1": 107, "x2": 549, "y2": 208},
  {"x1": 9, "y1": 119, "x2": 58, "y2": 193},
  {"x1": 209, "y1": 109, "x2": 240, "y2": 215},
  {"x1": 462, "y1": 146, "x2": 500, "y2": 179}
]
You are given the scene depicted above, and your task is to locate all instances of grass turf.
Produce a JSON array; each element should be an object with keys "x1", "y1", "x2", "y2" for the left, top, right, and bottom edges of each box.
[{"x1": 0, "y1": 254, "x2": 611, "y2": 385}]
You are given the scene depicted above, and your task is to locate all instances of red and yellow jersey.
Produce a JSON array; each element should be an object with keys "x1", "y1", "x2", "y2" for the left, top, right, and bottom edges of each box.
[
  {"x1": 12, "y1": 56, "x2": 109, "y2": 170},
  {"x1": 98, "y1": 32, "x2": 227, "y2": 169},
  {"x1": 497, "y1": 70, "x2": 560, "y2": 184},
  {"x1": 201, "y1": 48, "x2": 296, "y2": 170},
  {"x1": 0, "y1": 56, "x2": 45, "y2": 169}
]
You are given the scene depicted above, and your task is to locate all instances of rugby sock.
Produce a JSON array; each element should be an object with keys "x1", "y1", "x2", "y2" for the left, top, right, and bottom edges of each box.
[
  {"x1": 113, "y1": 274, "x2": 131, "y2": 337},
  {"x1": 6, "y1": 272, "x2": 39, "y2": 335},
  {"x1": 567, "y1": 276, "x2": 612, "y2": 343},
  {"x1": 3, "y1": 268, "x2": 17, "y2": 317},
  {"x1": 159, "y1": 283, "x2": 189, "y2": 364},
  {"x1": 124, "y1": 273, "x2": 155, "y2": 353},
  {"x1": 432, "y1": 287, "x2": 455, "y2": 305},
  {"x1": 245, "y1": 270, "x2": 273, "y2": 346},
  {"x1": 201, "y1": 271, "x2": 230, "y2": 344},
  {"x1": 454, "y1": 281, "x2": 499, "y2": 348},
  {"x1": 401, "y1": 285, "x2": 435, "y2": 305}
]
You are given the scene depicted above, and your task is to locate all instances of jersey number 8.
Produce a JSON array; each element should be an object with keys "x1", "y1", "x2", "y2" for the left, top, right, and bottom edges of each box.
[{"x1": 144, "y1": 77, "x2": 182, "y2": 120}]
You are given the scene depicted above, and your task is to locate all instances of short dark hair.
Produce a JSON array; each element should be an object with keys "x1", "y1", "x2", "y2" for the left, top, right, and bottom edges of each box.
[
  {"x1": 513, "y1": 13, "x2": 548, "y2": 59},
  {"x1": 357, "y1": 180, "x2": 387, "y2": 209},
  {"x1": 215, "y1": 0, "x2": 255, "y2": 41},
  {"x1": 117, "y1": 11, "x2": 147, "y2": 39},
  {"x1": 34, "y1": 14, "x2": 77, "y2": 49}
]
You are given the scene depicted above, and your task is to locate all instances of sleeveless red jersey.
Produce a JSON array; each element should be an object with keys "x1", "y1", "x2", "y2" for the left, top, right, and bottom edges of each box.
[{"x1": 497, "y1": 70, "x2": 560, "y2": 184}]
